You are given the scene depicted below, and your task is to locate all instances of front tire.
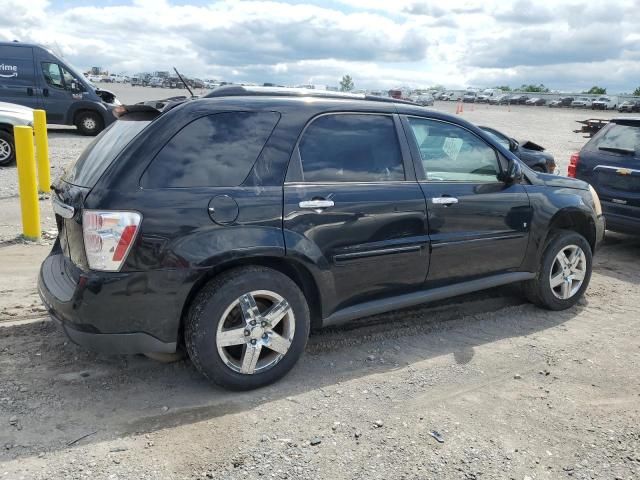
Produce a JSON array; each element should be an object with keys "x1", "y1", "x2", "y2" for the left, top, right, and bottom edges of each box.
[
  {"x1": 185, "y1": 267, "x2": 310, "y2": 390},
  {"x1": 524, "y1": 230, "x2": 592, "y2": 310},
  {"x1": 75, "y1": 111, "x2": 104, "y2": 136},
  {"x1": 0, "y1": 130, "x2": 15, "y2": 166}
]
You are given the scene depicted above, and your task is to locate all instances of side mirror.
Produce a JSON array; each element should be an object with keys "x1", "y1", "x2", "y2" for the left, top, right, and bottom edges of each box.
[
  {"x1": 508, "y1": 138, "x2": 518, "y2": 152},
  {"x1": 69, "y1": 81, "x2": 82, "y2": 93},
  {"x1": 501, "y1": 158, "x2": 523, "y2": 184}
]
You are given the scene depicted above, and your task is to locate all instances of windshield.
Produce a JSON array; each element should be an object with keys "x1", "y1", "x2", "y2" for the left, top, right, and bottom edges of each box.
[{"x1": 63, "y1": 120, "x2": 150, "y2": 187}]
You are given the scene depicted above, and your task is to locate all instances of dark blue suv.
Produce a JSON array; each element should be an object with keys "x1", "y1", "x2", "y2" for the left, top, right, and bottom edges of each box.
[
  {"x1": 39, "y1": 87, "x2": 605, "y2": 390},
  {"x1": 570, "y1": 118, "x2": 640, "y2": 234}
]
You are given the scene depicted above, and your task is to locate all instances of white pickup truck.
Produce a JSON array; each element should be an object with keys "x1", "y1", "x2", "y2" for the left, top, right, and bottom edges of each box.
[
  {"x1": 0, "y1": 102, "x2": 34, "y2": 166},
  {"x1": 591, "y1": 96, "x2": 619, "y2": 110}
]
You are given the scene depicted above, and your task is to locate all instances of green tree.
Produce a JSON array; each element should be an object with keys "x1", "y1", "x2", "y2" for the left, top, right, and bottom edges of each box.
[
  {"x1": 493, "y1": 85, "x2": 511, "y2": 92},
  {"x1": 632, "y1": 86, "x2": 640, "y2": 96},
  {"x1": 518, "y1": 83, "x2": 549, "y2": 93},
  {"x1": 586, "y1": 86, "x2": 607, "y2": 94},
  {"x1": 340, "y1": 75, "x2": 354, "y2": 92}
]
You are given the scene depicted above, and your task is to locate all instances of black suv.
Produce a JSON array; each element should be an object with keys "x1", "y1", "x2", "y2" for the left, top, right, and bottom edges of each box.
[
  {"x1": 569, "y1": 117, "x2": 639, "y2": 233},
  {"x1": 39, "y1": 87, "x2": 605, "y2": 390}
]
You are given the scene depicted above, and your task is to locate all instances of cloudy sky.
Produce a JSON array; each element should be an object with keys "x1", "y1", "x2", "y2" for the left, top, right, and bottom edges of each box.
[{"x1": 2, "y1": 0, "x2": 639, "y2": 92}]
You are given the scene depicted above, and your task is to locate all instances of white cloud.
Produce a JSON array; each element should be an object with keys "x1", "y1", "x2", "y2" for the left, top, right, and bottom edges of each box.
[{"x1": 0, "y1": 0, "x2": 638, "y2": 92}]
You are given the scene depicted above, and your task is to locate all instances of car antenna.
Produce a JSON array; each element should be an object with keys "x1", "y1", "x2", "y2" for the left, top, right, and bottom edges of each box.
[{"x1": 173, "y1": 67, "x2": 194, "y2": 98}]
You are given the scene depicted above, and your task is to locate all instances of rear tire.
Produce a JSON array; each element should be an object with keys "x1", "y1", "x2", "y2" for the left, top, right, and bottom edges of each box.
[
  {"x1": 0, "y1": 130, "x2": 15, "y2": 166},
  {"x1": 523, "y1": 230, "x2": 592, "y2": 310},
  {"x1": 75, "y1": 111, "x2": 104, "y2": 136},
  {"x1": 185, "y1": 267, "x2": 310, "y2": 390}
]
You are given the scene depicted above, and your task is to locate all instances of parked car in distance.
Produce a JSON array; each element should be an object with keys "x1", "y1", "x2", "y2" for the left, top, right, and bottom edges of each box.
[
  {"x1": 39, "y1": 86, "x2": 604, "y2": 390},
  {"x1": 617, "y1": 100, "x2": 640, "y2": 113},
  {"x1": 525, "y1": 97, "x2": 546, "y2": 106},
  {"x1": 591, "y1": 96, "x2": 618, "y2": 110},
  {"x1": 0, "y1": 41, "x2": 119, "y2": 135},
  {"x1": 0, "y1": 101, "x2": 33, "y2": 166},
  {"x1": 569, "y1": 117, "x2": 639, "y2": 234},
  {"x1": 414, "y1": 94, "x2": 434, "y2": 106},
  {"x1": 490, "y1": 94, "x2": 511, "y2": 105},
  {"x1": 571, "y1": 97, "x2": 593, "y2": 108},
  {"x1": 476, "y1": 94, "x2": 490, "y2": 103},
  {"x1": 480, "y1": 126, "x2": 557, "y2": 173},
  {"x1": 509, "y1": 94, "x2": 530, "y2": 105},
  {"x1": 462, "y1": 92, "x2": 477, "y2": 103},
  {"x1": 86, "y1": 74, "x2": 103, "y2": 83},
  {"x1": 549, "y1": 97, "x2": 574, "y2": 108}
]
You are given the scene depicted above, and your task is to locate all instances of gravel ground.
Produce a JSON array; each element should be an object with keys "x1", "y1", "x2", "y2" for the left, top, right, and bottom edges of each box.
[{"x1": 0, "y1": 87, "x2": 639, "y2": 479}]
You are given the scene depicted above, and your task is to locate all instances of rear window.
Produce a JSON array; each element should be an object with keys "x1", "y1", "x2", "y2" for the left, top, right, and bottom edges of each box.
[
  {"x1": 141, "y1": 112, "x2": 279, "y2": 188},
  {"x1": 63, "y1": 120, "x2": 150, "y2": 187},
  {"x1": 590, "y1": 123, "x2": 640, "y2": 153}
]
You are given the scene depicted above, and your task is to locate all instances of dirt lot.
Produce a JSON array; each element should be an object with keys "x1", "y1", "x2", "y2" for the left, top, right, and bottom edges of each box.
[{"x1": 1, "y1": 88, "x2": 639, "y2": 479}]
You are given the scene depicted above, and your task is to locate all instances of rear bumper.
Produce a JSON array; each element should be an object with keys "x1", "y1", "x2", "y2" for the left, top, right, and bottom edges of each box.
[
  {"x1": 38, "y1": 248, "x2": 183, "y2": 354},
  {"x1": 49, "y1": 313, "x2": 176, "y2": 354}
]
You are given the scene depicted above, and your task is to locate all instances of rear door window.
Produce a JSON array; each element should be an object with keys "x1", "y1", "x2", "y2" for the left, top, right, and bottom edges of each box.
[
  {"x1": 141, "y1": 112, "x2": 280, "y2": 188},
  {"x1": 296, "y1": 114, "x2": 404, "y2": 183}
]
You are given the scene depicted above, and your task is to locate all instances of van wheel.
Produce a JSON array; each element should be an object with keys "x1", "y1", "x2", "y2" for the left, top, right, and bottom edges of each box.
[
  {"x1": 523, "y1": 229, "x2": 592, "y2": 310},
  {"x1": 0, "y1": 130, "x2": 15, "y2": 166},
  {"x1": 76, "y1": 111, "x2": 104, "y2": 136},
  {"x1": 185, "y1": 267, "x2": 310, "y2": 390}
]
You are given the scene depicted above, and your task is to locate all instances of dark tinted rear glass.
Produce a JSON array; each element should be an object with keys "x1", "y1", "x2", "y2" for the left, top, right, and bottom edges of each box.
[
  {"x1": 63, "y1": 120, "x2": 150, "y2": 187},
  {"x1": 141, "y1": 112, "x2": 279, "y2": 188},
  {"x1": 591, "y1": 123, "x2": 640, "y2": 152}
]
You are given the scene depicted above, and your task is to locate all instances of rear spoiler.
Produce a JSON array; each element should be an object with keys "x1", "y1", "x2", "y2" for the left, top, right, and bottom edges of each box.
[
  {"x1": 112, "y1": 96, "x2": 194, "y2": 121},
  {"x1": 112, "y1": 104, "x2": 163, "y2": 121}
]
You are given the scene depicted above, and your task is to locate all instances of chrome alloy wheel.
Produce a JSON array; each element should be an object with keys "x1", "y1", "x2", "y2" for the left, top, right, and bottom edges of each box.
[
  {"x1": 549, "y1": 244, "x2": 587, "y2": 300},
  {"x1": 216, "y1": 290, "x2": 295, "y2": 375},
  {"x1": 0, "y1": 138, "x2": 11, "y2": 162}
]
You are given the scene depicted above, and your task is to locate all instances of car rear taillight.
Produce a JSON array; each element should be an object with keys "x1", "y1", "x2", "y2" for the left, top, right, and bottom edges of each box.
[
  {"x1": 568, "y1": 152, "x2": 580, "y2": 178},
  {"x1": 82, "y1": 210, "x2": 142, "y2": 271}
]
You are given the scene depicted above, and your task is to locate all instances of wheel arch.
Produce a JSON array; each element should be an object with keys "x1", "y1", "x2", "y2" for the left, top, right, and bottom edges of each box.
[
  {"x1": 178, "y1": 256, "x2": 324, "y2": 344},
  {"x1": 544, "y1": 208, "x2": 597, "y2": 252}
]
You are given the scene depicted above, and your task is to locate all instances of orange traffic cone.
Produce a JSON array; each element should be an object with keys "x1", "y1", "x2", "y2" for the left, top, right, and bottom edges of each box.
[{"x1": 455, "y1": 102, "x2": 461, "y2": 114}]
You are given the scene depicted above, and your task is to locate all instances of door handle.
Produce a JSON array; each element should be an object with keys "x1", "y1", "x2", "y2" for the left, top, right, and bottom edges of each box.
[
  {"x1": 43, "y1": 88, "x2": 49, "y2": 97},
  {"x1": 299, "y1": 199, "x2": 335, "y2": 209},
  {"x1": 431, "y1": 197, "x2": 459, "y2": 205},
  {"x1": 27, "y1": 87, "x2": 34, "y2": 96}
]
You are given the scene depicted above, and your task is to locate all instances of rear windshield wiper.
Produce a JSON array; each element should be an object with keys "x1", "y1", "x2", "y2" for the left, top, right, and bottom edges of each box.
[{"x1": 598, "y1": 146, "x2": 635, "y2": 155}]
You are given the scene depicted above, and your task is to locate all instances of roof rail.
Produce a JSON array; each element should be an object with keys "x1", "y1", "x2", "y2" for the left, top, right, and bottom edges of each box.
[{"x1": 203, "y1": 85, "x2": 417, "y2": 105}]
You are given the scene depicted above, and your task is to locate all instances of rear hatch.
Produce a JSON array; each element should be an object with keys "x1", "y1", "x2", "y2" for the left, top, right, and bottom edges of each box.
[
  {"x1": 580, "y1": 119, "x2": 640, "y2": 216},
  {"x1": 52, "y1": 119, "x2": 151, "y2": 269}
]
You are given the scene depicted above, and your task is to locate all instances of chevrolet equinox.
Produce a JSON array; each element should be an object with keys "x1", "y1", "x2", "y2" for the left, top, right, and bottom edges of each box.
[{"x1": 39, "y1": 86, "x2": 605, "y2": 390}]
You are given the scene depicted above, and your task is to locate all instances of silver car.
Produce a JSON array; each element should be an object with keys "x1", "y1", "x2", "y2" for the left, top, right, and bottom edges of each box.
[{"x1": 0, "y1": 102, "x2": 34, "y2": 166}]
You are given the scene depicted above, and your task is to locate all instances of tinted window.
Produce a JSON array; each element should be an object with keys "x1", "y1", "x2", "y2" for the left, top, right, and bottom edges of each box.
[
  {"x1": 407, "y1": 117, "x2": 500, "y2": 182},
  {"x1": 142, "y1": 112, "x2": 279, "y2": 188},
  {"x1": 298, "y1": 114, "x2": 404, "y2": 182},
  {"x1": 64, "y1": 120, "x2": 150, "y2": 187},
  {"x1": 590, "y1": 124, "x2": 640, "y2": 153}
]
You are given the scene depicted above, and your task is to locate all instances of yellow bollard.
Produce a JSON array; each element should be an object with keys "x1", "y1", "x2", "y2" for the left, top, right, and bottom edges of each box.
[
  {"x1": 14, "y1": 126, "x2": 41, "y2": 240},
  {"x1": 33, "y1": 109, "x2": 51, "y2": 193}
]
